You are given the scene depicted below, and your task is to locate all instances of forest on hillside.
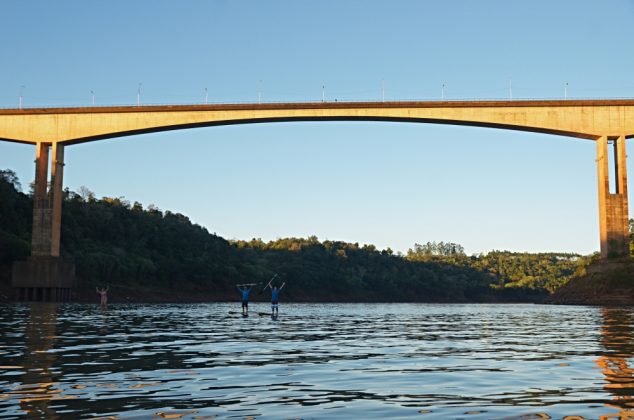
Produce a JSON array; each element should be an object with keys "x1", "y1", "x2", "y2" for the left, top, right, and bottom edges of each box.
[{"x1": 0, "y1": 168, "x2": 590, "y2": 302}]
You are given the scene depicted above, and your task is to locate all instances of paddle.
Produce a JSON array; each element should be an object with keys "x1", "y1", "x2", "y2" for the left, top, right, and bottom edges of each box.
[{"x1": 260, "y1": 273, "x2": 278, "y2": 293}]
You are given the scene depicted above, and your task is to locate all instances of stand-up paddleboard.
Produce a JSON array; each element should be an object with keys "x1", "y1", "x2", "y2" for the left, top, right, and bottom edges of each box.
[{"x1": 257, "y1": 311, "x2": 283, "y2": 319}]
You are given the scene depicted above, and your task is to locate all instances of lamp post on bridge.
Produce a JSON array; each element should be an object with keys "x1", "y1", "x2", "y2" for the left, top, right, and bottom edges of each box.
[
  {"x1": 382, "y1": 79, "x2": 385, "y2": 102},
  {"x1": 137, "y1": 82, "x2": 142, "y2": 106},
  {"x1": 19, "y1": 85, "x2": 25, "y2": 109}
]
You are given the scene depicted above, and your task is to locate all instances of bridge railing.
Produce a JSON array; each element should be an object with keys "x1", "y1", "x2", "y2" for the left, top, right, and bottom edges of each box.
[{"x1": 2, "y1": 96, "x2": 634, "y2": 111}]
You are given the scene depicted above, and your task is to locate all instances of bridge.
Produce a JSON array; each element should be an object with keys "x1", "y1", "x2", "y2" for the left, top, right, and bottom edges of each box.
[{"x1": 1, "y1": 99, "x2": 633, "y2": 300}]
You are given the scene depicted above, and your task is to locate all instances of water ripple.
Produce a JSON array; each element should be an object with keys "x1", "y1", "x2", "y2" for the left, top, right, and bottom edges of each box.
[{"x1": 0, "y1": 303, "x2": 632, "y2": 418}]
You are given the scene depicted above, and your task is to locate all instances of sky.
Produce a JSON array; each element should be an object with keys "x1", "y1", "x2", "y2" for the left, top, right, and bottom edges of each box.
[{"x1": 1, "y1": 0, "x2": 634, "y2": 256}]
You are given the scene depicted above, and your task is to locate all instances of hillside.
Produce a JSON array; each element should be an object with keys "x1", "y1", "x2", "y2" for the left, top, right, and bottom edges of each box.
[{"x1": 0, "y1": 169, "x2": 588, "y2": 303}]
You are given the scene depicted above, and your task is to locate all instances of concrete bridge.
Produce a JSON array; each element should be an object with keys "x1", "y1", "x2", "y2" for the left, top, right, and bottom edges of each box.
[{"x1": 1, "y1": 99, "x2": 633, "y2": 300}]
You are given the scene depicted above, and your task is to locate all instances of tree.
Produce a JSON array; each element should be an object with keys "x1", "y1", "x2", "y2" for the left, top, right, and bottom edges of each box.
[
  {"x1": 407, "y1": 241, "x2": 465, "y2": 259},
  {"x1": 0, "y1": 169, "x2": 21, "y2": 191},
  {"x1": 77, "y1": 185, "x2": 95, "y2": 202}
]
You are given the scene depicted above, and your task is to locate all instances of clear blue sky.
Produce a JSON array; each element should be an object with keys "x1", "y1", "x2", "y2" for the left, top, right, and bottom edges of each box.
[{"x1": 1, "y1": 0, "x2": 634, "y2": 255}]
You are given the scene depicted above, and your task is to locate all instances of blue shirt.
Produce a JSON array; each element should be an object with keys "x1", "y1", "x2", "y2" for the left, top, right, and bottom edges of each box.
[
  {"x1": 239, "y1": 287, "x2": 251, "y2": 301},
  {"x1": 271, "y1": 288, "x2": 280, "y2": 301}
]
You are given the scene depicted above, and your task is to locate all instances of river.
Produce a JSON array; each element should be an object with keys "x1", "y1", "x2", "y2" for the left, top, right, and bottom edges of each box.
[{"x1": 0, "y1": 302, "x2": 633, "y2": 419}]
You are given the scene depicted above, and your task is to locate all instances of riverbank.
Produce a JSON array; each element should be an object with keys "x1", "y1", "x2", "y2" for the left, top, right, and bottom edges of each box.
[
  {"x1": 547, "y1": 259, "x2": 634, "y2": 305},
  {"x1": 0, "y1": 272, "x2": 546, "y2": 304}
]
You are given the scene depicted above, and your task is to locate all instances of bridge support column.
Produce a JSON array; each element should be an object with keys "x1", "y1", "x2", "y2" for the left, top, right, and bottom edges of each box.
[
  {"x1": 12, "y1": 142, "x2": 75, "y2": 301},
  {"x1": 50, "y1": 142, "x2": 65, "y2": 257},
  {"x1": 597, "y1": 135, "x2": 630, "y2": 259},
  {"x1": 31, "y1": 142, "x2": 52, "y2": 256}
]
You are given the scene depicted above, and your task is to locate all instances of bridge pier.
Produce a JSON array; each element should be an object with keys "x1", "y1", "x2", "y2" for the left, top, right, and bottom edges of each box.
[
  {"x1": 12, "y1": 142, "x2": 75, "y2": 301},
  {"x1": 596, "y1": 135, "x2": 630, "y2": 259}
]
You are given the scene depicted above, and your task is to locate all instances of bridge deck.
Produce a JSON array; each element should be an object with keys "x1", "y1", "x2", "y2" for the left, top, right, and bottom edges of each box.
[{"x1": 1, "y1": 99, "x2": 633, "y2": 144}]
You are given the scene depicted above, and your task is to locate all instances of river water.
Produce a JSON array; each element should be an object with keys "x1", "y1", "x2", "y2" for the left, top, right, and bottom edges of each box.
[{"x1": 0, "y1": 302, "x2": 633, "y2": 419}]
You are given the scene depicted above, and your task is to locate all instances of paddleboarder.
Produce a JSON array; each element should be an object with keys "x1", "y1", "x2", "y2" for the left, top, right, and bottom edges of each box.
[
  {"x1": 265, "y1": 282, "x2": 286, "y2": 316},
  {"x1": 236, "y1": 284, "x2": 254, "y2": 315}
]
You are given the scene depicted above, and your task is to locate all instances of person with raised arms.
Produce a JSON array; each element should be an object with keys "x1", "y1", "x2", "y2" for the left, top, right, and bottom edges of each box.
[
  {"x1": 265, "y1": 281, "x2": 286, "y2": 317},
  {"x1": 96, "y1": 286, "x2": 109, "y2": 309},
  {"x1": 236, "y1": 283, "x2": 255, "y2": 316}
]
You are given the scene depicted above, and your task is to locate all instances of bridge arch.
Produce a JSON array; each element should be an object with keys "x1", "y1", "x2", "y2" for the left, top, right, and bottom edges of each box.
[{"x1": 56, "y1": 115, "x2": 603, "y2": 146}]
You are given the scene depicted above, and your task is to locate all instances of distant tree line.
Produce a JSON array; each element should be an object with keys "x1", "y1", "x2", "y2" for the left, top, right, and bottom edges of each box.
[
  {"x1": 408, "y1": 241, "x2": 465, "y2": 257},
  {"x1": 0, "y1": 168, "x2": 591, "y2": 302}
]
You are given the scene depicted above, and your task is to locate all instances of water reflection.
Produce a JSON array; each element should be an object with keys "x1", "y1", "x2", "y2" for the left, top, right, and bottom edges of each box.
[
  {"x1": 15, "y1": 303, "x2": 60, "y2": 418},
  {"x1": 597, "y1": 308, "x2": 634, "y2": 419}
]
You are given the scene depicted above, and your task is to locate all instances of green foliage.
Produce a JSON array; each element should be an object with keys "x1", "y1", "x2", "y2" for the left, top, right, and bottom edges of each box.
[
  {"x1": 60, "y1": 190, "x2": 245, "y2": 290},
  {"x1": 228, "y1": 236, "x2": 495, "y2": 301},
  {"x1": 0, "y1": 171, "x2": 31, "y2": 266},
  {"x1": 467, "y1": 251, "x2": 586, "y2": 293},
  {"x1": 407, "y1": 241, "x2": 465, "y2": 258},
  {"x1": 0, "y1": 170, "x2": 21, "y2": 191},
  {"x1": 0, "y1": 168, "x2": 594, "y2": 302}
]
